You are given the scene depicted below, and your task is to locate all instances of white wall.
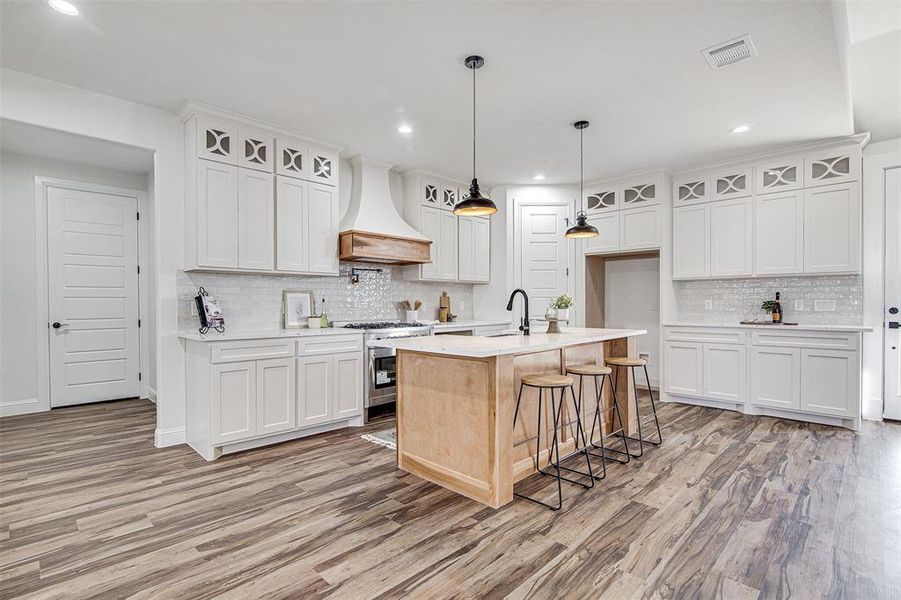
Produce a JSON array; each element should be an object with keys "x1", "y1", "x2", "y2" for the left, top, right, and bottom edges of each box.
[
  {"x1": 0, "y1": 68, "x2": 185, "y2": 445},
  {"x1": 604, "y1": 257, "x2": 661, "y2": 386},
  {"x1": 0, "y1": 151, "x2": 149, "y2": 415}
]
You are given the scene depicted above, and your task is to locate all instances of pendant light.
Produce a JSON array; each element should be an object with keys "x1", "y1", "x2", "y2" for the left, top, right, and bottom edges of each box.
[
  {"x1": 454, "y1": 55, "x2": 497, "y2": 217},
  {"x1": 565, "y1": 120, "x2": 599, "y2": 238}
]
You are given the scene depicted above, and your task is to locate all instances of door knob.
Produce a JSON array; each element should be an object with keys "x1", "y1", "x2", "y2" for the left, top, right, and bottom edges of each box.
[
  {"x1": 52, "y1": 322, "x2": 69, "y2": 329},
  {"x1": 889, "y1": 307, "x2": 899, "y2": 315}
]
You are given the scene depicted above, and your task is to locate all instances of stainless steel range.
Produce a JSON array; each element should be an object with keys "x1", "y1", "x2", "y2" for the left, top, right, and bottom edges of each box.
[{"x1": 342, "y1": 322, "x2": 432, "y2": 421}]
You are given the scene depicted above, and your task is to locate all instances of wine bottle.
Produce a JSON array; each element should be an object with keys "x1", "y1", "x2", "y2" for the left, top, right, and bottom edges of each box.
[{"x1": 772, "y1": 292, "x2": 783, "y2": 323}]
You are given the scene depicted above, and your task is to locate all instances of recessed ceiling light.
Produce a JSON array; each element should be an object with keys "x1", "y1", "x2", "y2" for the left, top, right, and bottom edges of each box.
[
  {"x1": 48, "y1": 0, "x2": 79, "y2": 15},
  {"x1": 731, "y1": 124, "x2": 750, "y2": 134},
  {"x1": 532, "y1": 174, "x2": 546, "y2": 181},
  {"x1": 397, "y1": 124, "x2": 412, "y2": 134}
]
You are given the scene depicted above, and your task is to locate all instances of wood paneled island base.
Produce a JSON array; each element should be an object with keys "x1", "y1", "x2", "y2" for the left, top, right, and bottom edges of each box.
[{"x1": 385, "y1": 329, "x2": 646, "y2": 508}]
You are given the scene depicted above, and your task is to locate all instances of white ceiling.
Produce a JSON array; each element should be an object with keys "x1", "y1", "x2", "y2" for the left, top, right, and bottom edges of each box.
[
  {"x1": 0, "y1": 118, "x2": 154, "y2": 173},
  {"x1": 0, "y1": 1, "x2": 855, "y2": 185}
]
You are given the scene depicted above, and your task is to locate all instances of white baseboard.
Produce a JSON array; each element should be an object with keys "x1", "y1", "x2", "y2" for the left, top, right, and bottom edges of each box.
[
  {"x1": 0, "y1": 398, "x2": 46, "y2": 417},
  {"x1": 155, "y1": 426, "x2": 186, "y2": 447},
  {"x1": 861, "y1": 396, "x2": 883, "y2": 422},
  {"x1": 145, "y1": 386, "x2": 158, "y2": 403}
]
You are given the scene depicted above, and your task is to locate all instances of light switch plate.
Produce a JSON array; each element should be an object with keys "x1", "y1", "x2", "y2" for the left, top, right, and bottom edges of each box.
[
  {"x1": 794, "y1": 299, "x2": 804, "y2": 311},
  {"x1": 814, "y1": 299, "x2": 836, "y2": 312},
  {"x1": 704, "y1": 299, "x2": 713, "y2": 310}
]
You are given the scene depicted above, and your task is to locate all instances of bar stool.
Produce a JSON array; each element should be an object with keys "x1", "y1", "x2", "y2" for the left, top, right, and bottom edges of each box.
[
  {"x1": 512, "y1": 373, "x2": 594, "y2": 511},
  {"x1": 606, "y1": 356, "x2": 662, "y2": 458},
  {"x1": 565, "y1": 364, "x2": 631, "y2": 479}
]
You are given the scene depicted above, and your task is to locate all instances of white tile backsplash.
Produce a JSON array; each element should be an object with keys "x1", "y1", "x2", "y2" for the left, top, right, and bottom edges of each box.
[
  {"x1": 178, "y1": 264, "x2": 474, "y2": 331},
  {"x1": 675, "y1": 275, "x2": 862, "y2": 325}
]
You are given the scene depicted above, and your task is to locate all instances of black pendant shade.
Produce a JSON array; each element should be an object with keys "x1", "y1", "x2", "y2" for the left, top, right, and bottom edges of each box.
[
  {"x1": 454, "y1": 178, "x2": 497, "y2": 216},
  {"x1": 454, "y1": 54, "x2": 497, "y2": 217},
  {"x1": 565, "y1": 119, "x2": 599, "y2": 239}
]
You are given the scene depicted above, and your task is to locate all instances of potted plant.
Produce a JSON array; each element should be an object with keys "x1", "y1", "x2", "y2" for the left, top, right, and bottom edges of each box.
[{"x1": 550, "y1": 294, "x2": 575, "y2": 321}]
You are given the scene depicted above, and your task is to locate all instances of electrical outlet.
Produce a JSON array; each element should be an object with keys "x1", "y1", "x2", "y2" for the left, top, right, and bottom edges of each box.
[
  {"x1": 639, "y1": 352, "x2": 651, "y2": 361},
  {"x1": 814, "y1": 299, "x2": 836, "y2": 312},
  {"x1": 794, "y1": 299, "x2": 804, "y2": 311},
  {"x1": 704, "y1": 299, "x2": 713, "y2": 310}
]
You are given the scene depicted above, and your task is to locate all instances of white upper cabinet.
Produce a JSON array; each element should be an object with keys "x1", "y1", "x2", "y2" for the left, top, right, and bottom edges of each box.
[
  {"x1": 804, "y1": 146, "x2": 860, "y2": 188},
  {"x1": 711, "y1": 166, "x2": 752, "y2": 201},
  {"x1": 672, "y1": 204, "x2": 709, "y2": 279},
  {"x1": 755, "y1": 156, "x2": 803, "y2": 194},
  {"x1": 755, "y1": 190, "x2": 803, "y2": 275},
  {"x1": 709, "y1": 198, "x2": 752, "y2": 277},
  {"x1": 237, "y1": 169, "x2": 274, "y2": 270},
  {"x1": 584, "y1": 184, "x2": 619, "y2": 214},
  {"x1": 275, "y1": 176, "x2": 309, "y2": 272},
  {"x1": 418, "y1": 206, "x2": 442, "y2": 280},
  {"x1": 307, "y1": 183, "x2": 339, "y2": 274},
  {"x1": 586, "y1": 212, "x2": 620, "y2": 254},
  {"x1": 440, "y1": 184, "x2": 458, "y2": 212},
  {"x1": 197, "y1": 116, "x2": 238, "y2": 165},
  {"x1": 184, "y1": 108, "x2": 343, "y2": 274},
  {"x1": 674, "y1": 174, "x2": 710, "y2": 206},
  {"x1": 275, "y1": 176, "x2": 338, "y2": 275},
  {"x1": 276, "y1": 136, "x2": 309, "y2": 180},
  {"x1": 619, "y1": 206, "x2": 661, "y2": 251},
  {"x1": 458, "y1": 216, "x2": 490, "y2": 283},
  {"x1": 803, "y1": 182, "x2": 861, "y2": 274},
  {"x1": 621, "y1": 180, "x2": 659, "y2": 207},
  {"x1": 439, "y1": 210, "x2": 458, "y2": 280},
  {"x1": 197, "y1": 160, "x2": 239, "y2": 269},
  {"x1": 309, "y1": 145, "x2": 338, "y2": 187},
  {"x1": 421, "y1": 178, "x2": 440, "y2": 209},
  {"x1": 473, "y1": 217, "x2": 490, "y2": 282},
  {"x1": 237, "y1": 126, "x2": 275, "y2": 172}
]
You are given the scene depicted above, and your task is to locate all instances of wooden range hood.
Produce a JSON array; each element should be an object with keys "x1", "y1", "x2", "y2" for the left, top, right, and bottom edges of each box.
[
  {"x1": 338, "y1": 230, "x2": 431, "y2": 265},
  {"x1": 338, "y1": 156, "x2": 432, "y2": 265}
]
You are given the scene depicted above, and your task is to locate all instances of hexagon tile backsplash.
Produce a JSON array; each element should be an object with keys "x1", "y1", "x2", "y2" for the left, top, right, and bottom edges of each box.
[
  {"x1": 675, "y1": 275, "x2": 863, "y2": 324},
  {"x1": 177, "y1": 265, "x2": 474, "y2": 331}
]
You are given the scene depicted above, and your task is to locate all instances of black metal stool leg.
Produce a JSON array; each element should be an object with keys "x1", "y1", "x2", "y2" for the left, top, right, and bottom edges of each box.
[
  {"x1": 514, "y1": 385, "x2": 564, "y2": 511},
  {"x1": 610, "y1": 365, "x2": 644, "y2": 458},
  {"x1": 642, "y1": 364, "x2": 663, "y2": 446},
  {"x1": 547, "y1": 386, "x2": 594, "y2": 488},
  {"x1": 589, "y1": 373, "x2": 630, "y2": 464}
]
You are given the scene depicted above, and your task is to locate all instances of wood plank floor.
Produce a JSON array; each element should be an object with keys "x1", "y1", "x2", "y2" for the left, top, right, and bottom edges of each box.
[{"x1": 1, "y1": 397, "x2": 899, "y2": 599}]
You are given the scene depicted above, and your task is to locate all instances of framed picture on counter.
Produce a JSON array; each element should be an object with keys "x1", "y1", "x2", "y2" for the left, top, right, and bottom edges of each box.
[{"x1": 282, "y1": 289, "x2": 314, "y2": 329}]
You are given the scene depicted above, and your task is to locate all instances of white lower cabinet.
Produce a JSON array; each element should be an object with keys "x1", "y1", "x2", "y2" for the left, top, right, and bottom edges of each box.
[
  {"x1": 799, "y1": 349, "x2": 858, "y2": 417},
  {"x1": 663, "y1": 342, "x2": 703, "y2": 397},
  {"x1": 256, "y1": 357, "x2": 296, "y2": 436},
  {"x1": 703, "y1": 344, "x2": 745, "y2": 402},
  {"x1": 749, "y1": 346, "x2": 800, "y2": 410},
  {"x1": 664, "y1": 326, "x2": 861, "y2": 429},
  {"x1": 298, "y1": 355, "x2": 332, "y2": 426},
  {"x1": 186, "y1": 336, "x2": 363, "y2": 460},
  {"x1": 211, "y1": 360, "x2": 256, "y2": 444}
]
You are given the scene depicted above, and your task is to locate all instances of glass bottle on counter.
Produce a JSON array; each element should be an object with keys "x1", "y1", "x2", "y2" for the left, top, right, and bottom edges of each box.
[{"x1": 771, "y1": 292, "x2": 783, "y2": 323}]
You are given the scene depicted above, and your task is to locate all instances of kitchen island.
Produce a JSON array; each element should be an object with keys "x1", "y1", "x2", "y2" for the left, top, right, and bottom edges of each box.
[{"x1": 370, "y1": 328, "x2": 646, "y2": 508}]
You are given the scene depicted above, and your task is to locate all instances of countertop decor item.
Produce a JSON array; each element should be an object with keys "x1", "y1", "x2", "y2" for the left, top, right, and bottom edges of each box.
[
  {"x1": 282, "y1": 289, "x2": 314, "y2": 329},
  {"x1": 439, "y1": 291, "x2": 451, "y2": 323},
  {"x1": 453, "y1": 55, "x2": 497, "y2": 217},
  {"x1": 565, "y1": 120, "x2": 599, "y2": 239},
  {"x1": 550, "y1": 293, "x2": 575, "y2": 320},
  {"x1": 401, "y1": 299, "x2": 422, "y2": 323}
]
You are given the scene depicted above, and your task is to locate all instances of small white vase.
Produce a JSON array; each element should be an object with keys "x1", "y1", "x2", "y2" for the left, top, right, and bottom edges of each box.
[
  {"x1": 405, "y1": 310, "x2": 419, "y2": 323},
  {"x1": 307, "y1": 316, "x2": 322, "y2": 329},
  {"x1": 555, "y1": 308, "x2": 570, "y2": 321}
]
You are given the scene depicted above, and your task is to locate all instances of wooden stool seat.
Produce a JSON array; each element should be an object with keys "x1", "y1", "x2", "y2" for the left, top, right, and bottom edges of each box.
[
  {"x1": 566, "y1": 364, "x2": 613, "y2": 376},
  {"x1": 606, "y1": 356, "x2": 647, "y2": 367},
  {"x1": 521, "y1": 373, "x2": 574, "y2": 388}
]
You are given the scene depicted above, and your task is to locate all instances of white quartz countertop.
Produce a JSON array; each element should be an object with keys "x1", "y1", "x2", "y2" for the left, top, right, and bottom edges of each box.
[
  {"x1": 431, "y1": 320, "x2": 511, "y2": 331},
  {"x1": 663, "y1": 322, "x2": 873, "y2": 333},
  {"x1": 178, "y1": 327, "x2": 364, "y2": 342},
  {"x1": 369, "y1": 327, "x2": 646, "y2": 358}
]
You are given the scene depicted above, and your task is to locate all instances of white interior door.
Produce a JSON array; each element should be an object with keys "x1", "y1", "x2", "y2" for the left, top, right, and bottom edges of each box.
[
  {"x1": 47, "y1": 186, "x2": 140, "y2": 407},
  {"x1": 517, "y1": 202, "x2": 571, "y2": 323},
  {"x1": 884, "y1": 167, "x2": 901, "y2": 420}
]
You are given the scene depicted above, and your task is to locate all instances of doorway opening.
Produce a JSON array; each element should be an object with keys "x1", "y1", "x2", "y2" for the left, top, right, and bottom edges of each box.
[
  {"x1": 0, "y1": 119, "x2": 155, "y2": 416},
  {"x1": 585, "y1": 251, "x2": 661, "y2": 391}
]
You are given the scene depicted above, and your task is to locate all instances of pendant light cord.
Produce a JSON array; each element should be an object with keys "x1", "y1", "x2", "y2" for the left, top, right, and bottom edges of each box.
[
  {"x1": 472, "y1": 65, "x2": 477, "y2": 180},
  {"x1": 579, "y1": 126, "x2": 584, "y2": 214}
]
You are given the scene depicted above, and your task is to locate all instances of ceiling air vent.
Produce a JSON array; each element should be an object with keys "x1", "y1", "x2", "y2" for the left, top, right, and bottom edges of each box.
[{"x1": 702, "y1": 34, "x2": 757, "y2": 69}]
